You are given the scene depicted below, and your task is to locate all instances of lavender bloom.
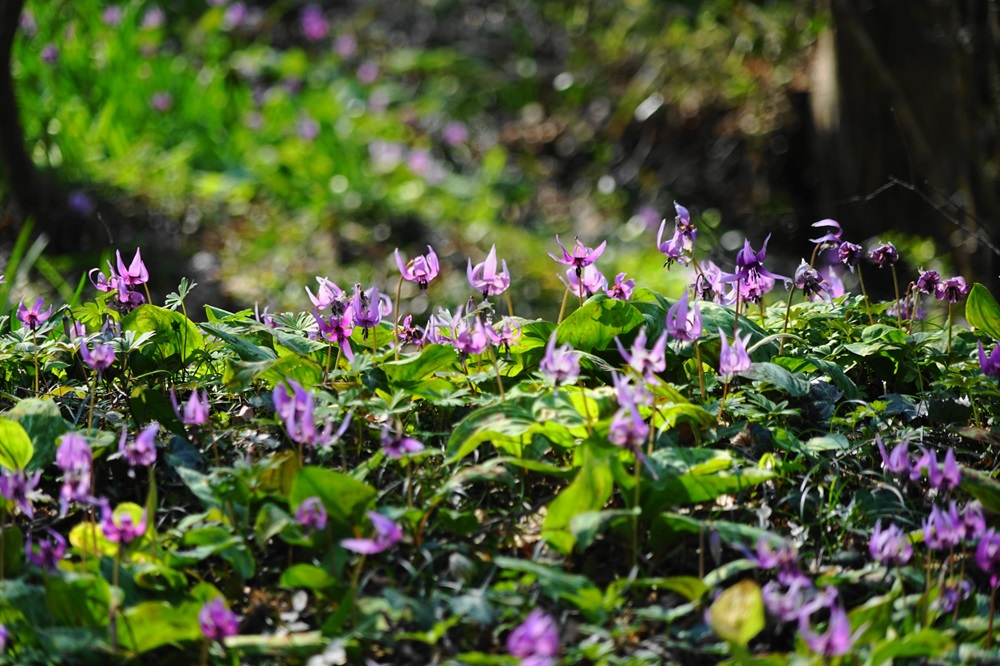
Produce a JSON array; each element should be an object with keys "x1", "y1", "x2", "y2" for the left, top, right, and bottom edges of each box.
[
  {"x1": 761, "y1": 577, "x2": 813, "y2": 623},
  {"x1": 56, "y1": 433, "x2": 92, "y2": 516},
  {"x1": 381, "y1": 425, "x2": 425, "y2": 459},
  {"x1": 549, "y1": 235, "x2": 607, "y2": 270},
  {"x1": 793, "y1": 260, "x2": 829, "y2": 302},
  {"x1": 608, "y1": 403, "x2": 657, "y2": 480},
  {"x1": 100, "y1": 501, "x2": 147, "y2": 544},
  {"x1": 748, "y1": 537, "x2": 801, "y2": 584},
  {"x1": 876, "y1": 436, "x2": 909, "y2": 475},
  {"x1": 301, "y1": 4, "x2": 329, "y2": 41},
  {"x1": 467, "y1": 245, "x2": 511, "y2": 297},
  {"x1": 559, "y1": 265, "x2": 605, "y2": 297},
  {"x1": 976, "y1": 528, "x2": 1000, "y2": 588},
  {"x1": 808, "y1": 219, "x2": 842, "y2": 246},
  {"x1": 799, "y1": 601, "x2": 858, "y2": 658},
  {"x1": 979, "y1": 341, "x2": 1000, "y2": 378},
  {"x1": 664, "y1": 291, "x2": 702, "y2": 343},
  {"x1": 923, "y1": 502, "x2": 964, "y2": 551},
  {"x1": 908, "y1": 447, "x2": 932, "y2": 483},
  {"x1": 295, "y1": 497, "x2": 328, "y2": 531},
  {"x1": 485, "y1": 317, "x2": 521, "y2": 356},
  {"x1": 200, "y1": 598, "x2": 240, "y2": 642},
  {"x1": 151, "y1": 92, "x2": 172, "y2": 112},
  {"x1": 915, "y1": 269, "x2": 941, "y2": 294},
  {"x1": 273, "y1": 380, "x2": 351, "y2": 449},
  {"x1": 17, "y1": 297, "x2": 53, "y2": 331},
  {"x1": 656, "y1": 203, "x2": 697, "y2": 268},
  {"x1": 357, "y1": 60, "x2": 379, "y2": 84},
  {"x1": 351, "y1": 285, "x2": 390, "y2": 333},
  {"x1": 869, "y1": 242, "x2": 898, "y2": 269},
  {"x1": 935, "y1": 276, "x2": 970, "y2": 303},
  {"x1": 0, "y1": 624, "x2": 6, "y2": 651},
  {"x1": 306, "y1": 277, "x2": 345, "y2": 312},
  {"x1": 313, "y1": 309, "x2": 355, "y2": 362},
  {"x1": 80, "y1": 341, "x2": 115, "y2": 372},
  {"x1": 927, "y1": 447, "x2": 961, "y2": 491},
  {"x1": 69, "y1": 322, "x2": 87, "y2": 341},
  {"x1": 869, "y1": 520, "x2": 912, "y2": 566},
  {"x1": 41, "y1": 44, "x2": 58, "y2": 64},
  {"x1": 395, "y1": 246, "x2": 440, "y2": 293},
  {"x1": 141, "y1": 6, "x2": 165, "y2": 29},
  {"x1": 296, "y1": 115, "x2": 319, "y2": 141},
  {"x1": 718, "y1": 328, "x2": 752, "y2": 379},
  {"x1": 119, "y1": 423, "x2": 158, "y2": 469},
  {"x1": 837, "y1": 242, "x2": 863, "y2": 271},
  {"x1": 102, "y1": 6, "x2": 123, "y2": 26},
  {"x1": 450, "y1": 310, "x2": 490, "y2": 359},
  {"x1": 115, "y1": 249, "x2": 149, "y2": 287},
  {"x1": 962, "y1": 501, "x2": 987, "y2": 542},
  {"x1": 0, "y1": 469, "x2": 41, "y2": 519},
  {"x1": 171, "y1": 390, "x2": 210, "y2": 426},
  {"x1": 695, "y1": 261, "x2": 727, "y2": 303},
  {"x1": 723, "y1": 235, "x2": 788, "y2": 287},
  {"x1": 613, "y1": 370, "x2": 653, "y2": 408},
  {"x1": 605, "y1": 272, "x2": 634, "y2": 300},
  {"x1": 396, "y1": 314, "x2": 424, "y2": 348},
  {"x1": 25, "y1": 529, "x2": 67, "y2": 572},
  {"x1": 341, "y1": 511, "x2": 402, "y2": 554},
  {"x1": 223, "y1": 2, "x2": 247, "y2": 29},
  {"x1": 507, "y1": 609, "x2": 560, "y2": 662},
  {"x1": 821, "y1": 265, "x2": 845, "y2": 298},
  {"x1": 615, "y1": 327, "x2": 667, "y2": 380},
  {"x1": 539, "y1": 333, "x2": 580, "y2": 386},
  {"x1": 68, "y1": 190, "x2": 95, "y2": 216},
  {"x1": 442, "y1": 121, "x2": 469, "y2": 146}
]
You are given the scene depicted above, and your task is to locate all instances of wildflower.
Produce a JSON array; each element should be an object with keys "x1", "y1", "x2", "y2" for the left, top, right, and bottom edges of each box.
[
  {"x1": 0, "y1": 469, "x2": 41, "y2": 519},
  {"x1": 351, "y1": 285, "x2": 391, "y2": 333},
  {"x1": 306, "y1": 277, "x2": 345, "y2": 312},
  {"x1": 442, "y1": 121, "x2": 468, "y2": 146},
  {"x1": 507, "y1": 610, "x2": 560, "y2": 664},
  {"x1": 395, "y1": 246, "x2": 440, "y2": 293},
  {"x1": 615, "y1": 327, "x2": 667, "y2": 380},
  {"x1": 25, "y1": 529, "x2": 67, "y2": 573},
  {"x1": 297, "y1": 115, "x2": 319, "y2": 141},
  {"x1": 822, "y1": 265, "x2": 845, "y2": 298},
  {"x1": 450, "y1": 310, "x2": 490, "y2": 359},
  {"x1": 869, "y1": 520, "x2": 912, "y2": 566},
  {"x1": 199, "y1": 598, "x2": 240, "y2": 642},
  {"x1": 978, "y1": 341, "x2": 1000, "y2": 378},
  {"x1": 313, "y1": 308, "x2": 355, "y2": 362},
  {"x1": 381, "y1": 425, "x2": 425, "y2": 459},
  {"x1": 664, "y1": 291, "x2": 702, "y2": 343},
  {"x1": 935, "y1": 276, "x2": 970, "y2": 303},
  {"x1": 761, "y1": 576, "x2": 813, "y2": 623},
  {"x1": 927, "y1": 447, "x2": 961, "y2": 491},
  {"x1": 17, "y1": 297, "x2": 53, "y2": 331},
  {"x1": 695, "y1": 261, "x2": 727, "y2": 303},
  {"x1": 605, "y1": 272, "x2": 634, "y2": 300},
  {"x1": 171, "y1": 390, "x2": 210, "y2": 426},
  {"x1": 273, "y1": 380, "x2": 349, "y2": 449},
  {"x1": 41, "y1": 44, "x2": 58, "y2": 64},
  {"x1": 718, "y1": 328, "x2": 752, "y2": 379},
  {"x1": 80, "y1": 341, "x2": 115, "y2": 372},
  {"x1": 962, "y1": 501, "x2": 987, "y2": 542},
  {"x1": 799, "y1": 599, "x2": 859, "y2": 658},
  {"x1": 467, "y1": 245, "x2": 511, "y2": 297},
  {"x1": 102, "y1": 6, "x2": 123, "y2": 26},
  {"x1": 295, "y1": 497, "x2": 328, "y2": 532},
  {"x1": 56, "y1": 432, "x2": 92, "y2": 516},
  {"x1": 357, "y1": 60, "x2": 379, "y2": 84},
  {"x1": 548, "y1": 235, "x2": 607, "y2": 270},
  {"x1": 915, "y1": 269, "x2": 941, "y2": 294},
  {"x1": 115, "y1": 249, "x2": 149, "y2": 287},
  {"x1": 539, "y1": 333, "x2": 580, "y2": 386},
  {"x1": 223, "y1": 2, "x2": 247, "y2": 29},
  {"x1": 119, "y1": 423, "x2": 158, "y2": 470},
  {"x1": 808, "y1": 219, "x2": 842, "y2": 246},
  {"x1": 485, "y1": 318, "x2": 522, "y2": 356},
  {"x1": 151, "y1": 92, "x2": 172, "y2": 112},
  {"x1": 396, "y1": 314, "x2": 424, "y2": 348},
  {"x1": 793, "y1": 260, "x2": 829, "y2": 302},
  {"x1": 876, "y1": 436, "x2": 909, "y2": 475},
  {"x1": 141, "y1": 6, "x2": 165, "y2": 29},
  {"x1": 100, "y1": 500, "x2": 147, "y2": 544},
  {"x1": 0, "y1": 624, "x2": 7, "y2": 651},
  {"x1": 837, "y1": 242, "x2": 863, "y2": 271},
  {"x1": 301, "y1": 4, "x2": 329, "y2": 41},
  {"x1": 341, "y1": 511, "x2": 402, "y2": 554},
  {"x1": 559, "y1": 265, "x2": 605, "y2": 297},
  {"x1": 923, "y1": 502, "x2": 964, "y2": 550},
  {"x1": 723, "y1": 235, "x2": 788, "y2": 288},
  {"x1": 68, "y1": 190, "x2": 94, "y2": 216},
  {"x1": 908, "y1": 447, "x2": 933, "y2": 482},
  {"x1": 869, "y1": 242, "x2": 898, "y2": 269},
  {"x1": 976, "y1": 528, "x2": 1000, "y2": 588},
  {"x1": 748, "y1": 537, "x2": 801, "y2": 584},
  {"x1": 656, "y1": 203, "x2": 697, "y2": 268}
]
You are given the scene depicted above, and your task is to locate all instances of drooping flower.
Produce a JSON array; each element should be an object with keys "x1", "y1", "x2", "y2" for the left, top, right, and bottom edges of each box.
[
  {"x1": 962, "y1": 501, "x2": 987, "y2": 542},
  {"x1": 723, "y1": 235, "x2": 789, "y2": 288},
  {"x1": 395, "y1": 246, "x2": 440, "y2": 293},
  {"x1": 25, "y1": 529, "x2": 67, "y2": 573},
  {"x1": 869, "y1": 242, "x2": 898, "y2": 269},
  {"x1": 808, "y1": 219, "x2": 842, "y2": 246},
  {"x1": 935, "y1": 276, "x2": 970, "y2": 303},
  {"x1": 313, "y1": 308, "x2": 355, "y2": 362},
  {"x1": 539, "y1": 333, "x2": 580, "y2": 386},
  {"x1": 351, "y1": 285, "x2": 391, "y2": 333},
  {"x1": 837, "y1": 242, "x2": 863, "y2": 271},
  {"x1": 119, "y1": 423, "x2": 158, "y2": 470},
  {"x1": 923, "y1": 502, "x2": 964, "y2": 551},
  {"x1": 978, "y1": 341, "x2": 1000, "y2": 378},
  {"x1": 56, "y1": 432, "x2": 92, "y2": 516},
  {"x1": 467, "y1": 245, "x2": 511, "y2": 297},
  {"x1": 798, "y1": 598, "x2": 859, "y2": 658},
  {"x1": 396, "y1": 314, "x2": 425, "y2": 348},
  {"x1": 927, "y1": 447, "x2": 961, "y2": 490},
  {"x1": 507, "y1": 609, "x2": 560, "y2": 663},
  {"x1": 17, "y1": 297, "x2": 53, "y2": 331},
  {"x1": 341, "y1": 511, "x2": 403, "y2": 554},
  {"x1": 295, "y1": 497, "x2": 328, "y2": 532},
  {"x1": 99, "y1": 500, "x2": 148, "y2": 545},
  {"x1": 656, "y1": 203, "x2": 697, "y2": 268},
  {"x1": 80, "y1": 340, "x2": 115, "y2": 372},
  {"x1": 915, "y1": 269, "x2": 941, "y2": 294},
  {"x1": 793, "y1": 260, "x2": 830, "y2": 302},
  {"x1": 485, "y1": 317, "x2": 522, "y2": 357},
  {"x1": 605, "y1": 272, "x2": 634, "y2": 300},
  {"x1": 199, "y1": 598, "x2": 240, "y2": 643},
  {"x1": 976, "y1": 528, "x2": 1000, "y2": 588},
  {"x1": 876, "y1": 435, "x2": 909, "y2": 475},
  {"x1": 0, "y1": 469, "x2": 41, "y2": 519},
  {"x1": 559, "y1": 264, "x2": 605, "y2": 297},
  {"x1": 306, "y1": 277, "x2": 345, "y2": 312},
  {"x1": 869, "y1": 520, "x2": 912, "y2": 566},
  {"x1": 381, "y1": 425, "x2": 425, "y2": 459},
  {"x1": 747, "y1": 536, "x2": 801, "y2": 584},
  {"x1": 761, "y1": 576, "x2": 814, "y2": 623},
  {"x1": 115, "y1": 249, "x2": 149, "y2": 287},
  {"x1": 171, "y1": 390, "x2": 210, "y2": 426},
  {"x1": 450, "y1": 308, "x2": 490, "y2": 359},
  {"x1": 718, "y1": 328, "x2": 752, "y2": 379},
  {"x1": 695, "y1": 261, "x2": 727, "y2": 303},
  {"x1": 615, "y1": 327, "x2": 667, "y2": 380},
  {"x1": 664, "y1": 290, "x2": 702, "y2": 343},
  {"x1": 548, "y1": 235, "x2": 607, "y2": 270}
]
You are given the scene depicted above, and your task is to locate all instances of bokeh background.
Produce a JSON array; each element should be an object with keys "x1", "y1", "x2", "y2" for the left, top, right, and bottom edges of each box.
[{"x1": 1, "y1": 0, "x2": 997, "y2": 320}]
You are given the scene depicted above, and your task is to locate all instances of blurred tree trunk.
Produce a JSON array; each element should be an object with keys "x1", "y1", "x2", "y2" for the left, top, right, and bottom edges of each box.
[{"x1": 812, "y1": 0, "x2": 999, "y2": 292}]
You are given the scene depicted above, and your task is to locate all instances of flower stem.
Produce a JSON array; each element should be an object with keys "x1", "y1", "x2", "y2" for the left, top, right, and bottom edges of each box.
[
  {"x1": 505, "y1": 290, "x2": 515, "y2": 319},
  {"x1": 947, "y1": 302, "x2": 954, "y2": 356},
  {"x1": 32, "y1": 329, "x2": 39, "y2": 394},
  {"x1": 891, "y1": 265, "x2": 902, "y2": 329},
  {"x1": 693, "y1": 339, "x2": 706, "y2": 401},
  {"x1": 490, "y1": 348, "x2": 506, "y2": 398},
  {"x1": 87, "y1": 371, "x2": 99, "y2": 431},
  {"x1": 556, "y1": 289, "x2": 570, "y2": 325},
  {"x1": 393, "y1": 275, "x2": 404, "y2": 362},
  {"x1": 857, "y1": 267, "x2": 874, "y2": 325},
  {"x1": 631, "y1": 455, "x2": 641, "y2": 571},
  {"x1": 779, "y1": 286, "x2": 796, "y2": 355}
]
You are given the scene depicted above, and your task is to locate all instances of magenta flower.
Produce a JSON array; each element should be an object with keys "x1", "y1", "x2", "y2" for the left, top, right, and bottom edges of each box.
[
  {"x1": 442, "y1": 121, "x2": 469, "y2": 146},
  {"x1": 507, "y1": 609, "x2": 559, "y2": 662},
  {"x1": 539, "y1": 333, "x2": 580, "y2": 386},
  {"x1": 300, "y1": 4, "x2": 329, "y2": 41},
  {"x1": 935, "y1": 276, "x2": 970, "y2": 303},
  {"x1": 664, "y1": 291, "x2": 702, "y2": 343},
  {"x1": 869, "y1": 520, "x2": 912, "y2": 566},
  {"x1": 41, "y1": 44, "x2": 58, "y2": 64},
  {"x1": 273, "y1": 379, "x2": 351, "y2": 449},
  {"x1": 171, "y1": 389, "x2": 210, "y2": 426},
  {"x1": 761, "y1": 576, "x2": 813, "y2": 623},
  {"x1": 605, "y1": 272, "x2": 634, "y2": 300},
  {"x1": 876, "y1": 436, "x2": 909, "y2": 475},
  {"x1": 915, "y1": 269, "x2": 941, "y2": 294},
  {"x1": 656, "y1": 203, "x2": 697, "y2": 268},
  {"x1": 17, "y1": 297, "x2": 53, "y2": 331},
  {"x1": 313, "y1": 308, "x2": 355, "y2": 362},
  {"x1": 799, "y1": 599, "x2": 859, "y2": 658},
  {"x1": 199, "y1": 598, "x2": 240, "y2": 643},
  {"x1": 295, "y1": 497, "x2": 328, "y2": 531},
  {"x1": 723, "y1": 235, "x2": 788, "y2": 287},
  {"x1": 351, "y1": 285, "x2": 391, "y2": 333},
  {"x1": 548, "y1": 235, "x2": 607, "y2": 271},
  {"x1": 119, "y1": 423, "x2": 158, "y2": 470},
  {"x1": 395, "y1": 246, "x2": 440, "y2": 293},
  {"x1": 615, "y1": 327, "x2": 667, "y2": 380},
  {"x1": 718, "y1": 328, "x2": 752, "y2": 379},
  {"x1": 467, "y1": 245, "x2": 511, "y2": 297},
  {"x1": 116, "y1": 248, "x2": 149, "y2": 286},
  {"x1": 485, "y1": 317, "x2": 522, "y2": 356},
  {"x1": 962, "y1": 501, "x2": 987, "y2": 542},
  {"x1": 979, "y1": 341, "x2": 1000, "y2": 378},
  {"x1": 56, "y1": 432, "x2": 92, "y2": 516},
  {"x1": 341, "y1": 511, "x2": 402, "y2": 554},
  {"x1": 869, "y1": 242, "x2": 898, "y2": 269},
  {"x1": 306, "y1": 276, "x2": 345, "y2": 312},
  {"x1": 695, "y1": 261, "x2": 727, "y2": 303},
  {"x1": 25, "y1": 529, "x2": 67, "y2": 573},
  {"x1": 100, "y1": 500, "x2": 147, "y2": 545},
  {"x1": 793, "y1": 260, "x2": 830, "y2": 302},
  {"x1": 449, "y1": 309, "x2": 490, "y2": 359},
  {"x1": 80, "y1": 341, "x2": 115, "y2": 372},
  {"x1": 976, "y1": 528, "x2": 1000, "y2": 588},
  {"x1": 927, "y1": 447, "x2": 961, "y2": 490},
  {"x1": 0, "y1": 469, "x2": 41, "y2": 519},
  {"x1": 396, "y1": 314, "x2": 424, "y2": 348},
  {"x1": 808, "y1": 219, "x2": 842, "y2": 245},
  {"x1": 559, "y1": 265, "x2": 605, "y2": 297},
  {"x1": 837, "y1": 242, "x2": 863, "y2": 271},
  {"x1": 381, "y1": 425, "x2": 425, "y2": 459},
  {"x1": 923, "y1": 502, "x2": 964, "y2": 551}
]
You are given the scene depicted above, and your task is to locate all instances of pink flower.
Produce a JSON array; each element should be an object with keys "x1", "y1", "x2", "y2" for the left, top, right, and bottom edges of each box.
[
  {"x1": 467, "y1": 245, "x2": 511, "y2": 297},
  {"x1": 199, "y1": 598, "x2": 240, "y2": 642},
  {"x1": 341, "y1": 511, "x2": 402, "y2": 554}
]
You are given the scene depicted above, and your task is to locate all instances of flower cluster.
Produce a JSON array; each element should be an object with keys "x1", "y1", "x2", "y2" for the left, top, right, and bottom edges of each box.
[{"x1": 89, "y1": 249, "x2": 149, "y2": 312}]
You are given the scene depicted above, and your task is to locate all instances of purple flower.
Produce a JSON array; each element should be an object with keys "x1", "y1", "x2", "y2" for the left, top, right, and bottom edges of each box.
[
  {"x1": 313, "y1": 309, "x2": 355, "y2": 362},
  {"x1": 41, "y1": 44, "x2": 58, "y2": 64},
  {"x1": 923, "y1": 502, "x2": 964, "y2": 551},
  {"x1": 199, "y1": 598, "x2": 240, "y2": 642},
  {"x1": 341, "y1": 511, "x2": 402, "y2": 554},
  {"x1": 119, "y1": 423, "x2": 158, "y2": 469},
  {"x1": 615, "y1": 327, "x2": 667, "y2": 380},
  {"x1": 793, "y1": 260, "x2": 829, "y2": 302},
  {"x1": 748, "y1": 536, "x2": 801, "y2": 583},
  {"x1": 296, "y1": 115, "x2": 319, "y2": 141},
  {"x1": 808, "y1": 219, "x2": 842, "y2": 245},
  {"x1": 507, "y1": 609, "x2": 559, "y2": 661},
  {"x1": 100, "y1": 500, "x2": 147, "y2": 544},
  {"x1": 0, "y1": 624, "x2": 6, "y2": 651},
  {"x1": 351, "y1": 285, "x2": 391, "y2": 333},
  {"x1": 876, "y1": 435, "x2": 909, "y2": 475},
  {"x1": 485, "y1": 317, "x2": 522, "y2": 356},
  {"x1": 334, "y1": 33, "x2": 357, "y2": 58},
  {"x1": 908, "y1": 447, "x2": 932, "y2": 482},
  {"x1": 664, "y1": 290, "x2": 702, "y2": 343},
  {"x1": 976, "y1": 528, "x2": 1000, "y2": 588},
  {"x1": 605, "y1": 272, "x2": 634, "y2": 300},
  {"x1": 68, "y1": 190, "x2": 95, "y2": 216},
  {"x1": 381, "y1": 425, "x2": 425, "y2": 459},
  {"x1": 449, "y1": 309, "x2": 490, "y2": 359},
  {"x1": 962, "y1": 501, "x2": 986, "y2": 542},
  {"x1": 102, "y1": 6, "x2": 123, "y2": 26},
  {"x1": 223, "y1": 2, "x2": 247, "y2": 29},
  {"x1": 799, "y1": 599, "x2": 858, "y2": 658},
  {"x1": 442, "y1": 121, "x2": 469, "y2": 146},
  {"x1": 869, "y1": 520, "x2": 912, "y2": 566},
  {"x1": 306, "y1": 277, "x2": 345, "y2": 312},
  {"x1": 0, "y1": 469, "x2": 41, "y2": 519},
  {"x1": 559, "y1": 265, "x2": 605, "y2": 297},
  {"x1": 656, "y1": 203, "x2": 697, "y2": 268},
  {"x1": 467, "y1": 245, "x2": 511, "y2": 297},
  {"x1": 295, "y1": 497, "x2": 328, "y2": 531},
  {"x1": 141, "y1": 6, "x2": 165, "y2": 29},
  {"x1": 171, "y1": 389, "x2": 210, "y2": 426},
  {"x1": 539, "y1": 333, "x2": 580, "y2": 386},
  {"x1": 116, "y1": 249, "x2": 149, "y2": 287},
  {"x1": 396, "y1": 314, "x2": 425, "y2": 348},
  {"x1": 837, "y1": 242, "x2": 862, "y2": 271},
  {"x1": 301, "y1": 4, "x2": 329, "y2": 41},
  {"x1": 979, "y1": 341, "x2": 1000, "y2": 378},
  {"x1": 357, "y1": 60, "x2": 379, "y2": 84},
  {"x1": 718, "y1": 328, "x2": 752, "y2": 379},
  {"x1": 695, "y1": 261, "x2": 727, "y2": 303},
  {"x1": 927, "y1": 447, "x2": 961, "y2": 490},
  {"x1": 80, "y1": 341, "x2": 115, "y2": 372},
  {"x1": 608, "y1": 403, "x2": 657, "y2": 480},
  {"x1": 151, "y1": 92, "x2": 172, "y2": 112},
  {"x1": 935, "y1": 276, "x2": 970, "y2": 303},
  {"x1": 56, "y1": 433, "x2": 92, "y2": 516},
  {"x1": 723, "y1": 235, "x2": 788, "y2": 287},
  {"x1": 395, "y1": 246, "x2": 440, "y2": 293},
  {"x1": 17, "y1": 297, "x2": 53, "y2": 331},
  {"x1": 869, "y1": 242, "x2": 898, "y2": 269},
  {"x1": 915, "y1": 269, "x2": 941, "y2": 294},
  {"x1": 26, "y1": 529, "x2": 67, "y2": 572},
  {"x1": 549, "y1": 235, "x2": 607, "y2": 270},
  {"x1": 761, "y1": 577, "x2": 813, "y2": 623},
  {"x1": 822, "y1": 265, "x2": 845, "y2": 298}
]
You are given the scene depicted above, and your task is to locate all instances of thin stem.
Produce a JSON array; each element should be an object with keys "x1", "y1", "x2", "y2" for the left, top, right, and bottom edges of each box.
[
  {"x1": 733, "y1": 279, "x2": 742, "y2": 333},
  {"x1": 577, "y1": 269, "x2": 585, "y2": 311},
  {"x1": 947, "y1": 302, "x2": 954, "y2": 356},
  {"x1": 556, "y1": 289, "x2": 570, "y2": 325},
  {"x1": 808, "y1": 242, "x2": 821, "y2": 268},
  {"x1": 505, "y1": 290, "x2": 515, "y2": 319},
  {"x1": 856, "y1": 267, "x2": 874, "y2": 325},
  {"x1": 631, "y1": 455, "x2": 641, "y2": 571},
  {"x1": 143, "y1": 283, "x2": 152, "y2": 307},
  {"x1": 32, "y1": 329, "x2": 39, "y2": 394},
  {"x1": 693, "y1": 340, "x2": 706, "y2": 401},
  {"x1": 779, "y1": 286, "x2": 796, "y2": 354},
  {"x1": 490, "y1": 348, "x2": 506, "y2": 398},
  {"x1": 719, "y1": 378, "x2": 730, "y2": 423},
  {"x1": 393, "y1": 276, "x2": 404, "y2": 362},
  {"x1": 87, "y1": 371, "x2": 99, "y2": 431},
  {"x1": 990, "y1": 585, "x2": 997, "y2": 649},
  {"x1": 578, "y1": 383, "x2": 593, "y2": 437},
  {"x1": 324, "y1": 343, "x2": 333, "y2": 385},
  {"x1": 891, "y1": 266, "x2": 902, "y2": 329}
]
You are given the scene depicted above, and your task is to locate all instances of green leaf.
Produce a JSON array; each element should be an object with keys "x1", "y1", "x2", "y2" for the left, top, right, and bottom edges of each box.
[
  {"x1": 638, "y1": 576, "x2": 710, "y2": 603},
  {"x1": 868, "y1": 628, "x2": 954, "y2": 664},
  {"x1": 200, "y1": 322, "x2": 277, "y2": 362},
  {"x1": 0, "y1": 418, "x2": 34, "y2": 471},
  {"x1": 738, "y1": 362, "x2": 811, "y2": 397},
  {"x1": 120, "y1": 599, "x2": 205, "y2": 654},
  {"x1": 44, "y1": 574, "x2": 111, "y2": 630},
  {"x1": 122, "y1": 304, "x2": 204, "y2": 363},
  {"x1": 967, "y1": 283, "x2": 1000, "y2": 340},
  {"x1": 569, "y1": 508, "x2": 640, "y2": 551},
  {"x1": 280, "y1": 564, "x2": 337, "y2": 592},
  {"x1": 382, "y1": 344, "x2": 457, "y2": 384},
  {"x1": 641, "y1": 449, "x2": 773, "y2": 515},
  {"x1": 494, "y1": 556, "x2": 606, "y2": 623},
  {"x1": 542, "y1": 441, "x2": 616, "y2": 553},
  {"x1": 960, "y1": 467, "x2": 1000, "y2": 514},
  {"x1": 290, "y1": 466, "x2": 376, "y2": 525},
  {"x1": 556, "y1": 295, "x2": 645, "y2": 352},
  {"x1": 706, "y1": 579, "x2": 765, "y2": 646},
  {"x1": 6, "y1": 398, "x2": 68, "y2": 471}
]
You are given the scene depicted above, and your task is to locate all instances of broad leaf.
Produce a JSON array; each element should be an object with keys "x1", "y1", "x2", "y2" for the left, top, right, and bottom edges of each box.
[
  {"x1": 706, "y1": 579, "x2": 765, "y2": 646},
  {"x1": 967, "y1": 283, "x2": 1000, "y2": 340},
  {"x1": 6, "y1": 398, "x2": 67, "y2": 471},
  {"x1": 0, "y1": 418, "x2": 34, "y2": 471},
  {"x1": 290, "y1": 466, "x2": 376, "y2": 525}
]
